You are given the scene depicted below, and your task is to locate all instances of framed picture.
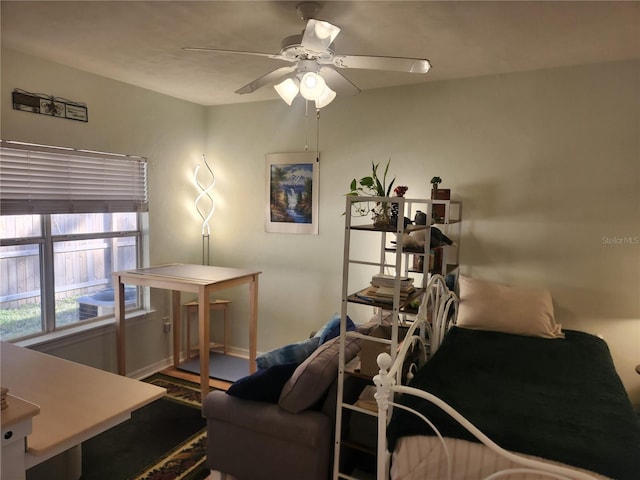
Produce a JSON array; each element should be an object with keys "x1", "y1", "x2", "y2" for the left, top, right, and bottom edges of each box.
[{"x1": 265, "y1": 152, "x2": 319, "y2": 234}]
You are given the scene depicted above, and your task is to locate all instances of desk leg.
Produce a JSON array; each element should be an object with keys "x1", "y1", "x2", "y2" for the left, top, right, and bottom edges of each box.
[
  {"x1": 223, "y1": 306, "x2": 228, "y2": 355},
  {"x1": 114, "y1": 277, "x2": 126, "y2": 375},
  {"x1": 172, "y1": 290, "x2": 181, "y2": 368},
  {"x1": 199, "y1": 286, "x2": 211, "y2": 401},
  {"x1": 249, "y1": 274, "x2": 259, "y2": 374}
]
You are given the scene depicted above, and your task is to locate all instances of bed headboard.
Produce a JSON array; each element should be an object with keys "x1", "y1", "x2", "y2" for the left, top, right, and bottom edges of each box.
[
  {"x1": 417, "y1": 274, "x2": 458, "y2": 356},
  {"x1": 375, "y1": 274, "x2": 458, "y2": 391}
]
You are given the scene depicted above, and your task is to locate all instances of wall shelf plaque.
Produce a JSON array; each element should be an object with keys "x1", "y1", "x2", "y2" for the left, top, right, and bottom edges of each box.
[{"x1": 12, "y1": 89, "x2": 88, "y2": 122}]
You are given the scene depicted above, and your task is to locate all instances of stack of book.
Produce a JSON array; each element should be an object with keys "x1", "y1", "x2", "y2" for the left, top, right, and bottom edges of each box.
[
  {"x1": 354, "y1": 385, "x2": 378, "y2": 412},
  {"x1": 355, "y1": 274, "x2": 415, "y2": 304},
  {"x1": 1, "y1": 387, "x2": 8, "y2": 410},
  {"x1": 371, "y1": 274, "x2": 414, "y2": 292}
]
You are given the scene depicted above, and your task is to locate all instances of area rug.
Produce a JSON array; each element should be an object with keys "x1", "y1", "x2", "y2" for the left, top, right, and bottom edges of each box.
[
  {"x1": 177, "y1": 352, "x2": 249, "y2": 383},
  {"x1": 80, "y1": 373, "x2": 211, "y2": 480}
]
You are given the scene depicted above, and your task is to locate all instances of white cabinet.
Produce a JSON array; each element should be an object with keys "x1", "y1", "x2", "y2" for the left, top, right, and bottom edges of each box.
[{"x1": 333, "y1": 195, "x2": 462, "y2": 479}]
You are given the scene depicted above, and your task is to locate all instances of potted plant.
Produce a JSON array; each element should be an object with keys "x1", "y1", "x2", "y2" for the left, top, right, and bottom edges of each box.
[
  {"x1": 347, "y1": 159, "x2": 396, "y2": 227},
  {"x1": 430, "y1": 176, "x2": 442, "y2": 195}
]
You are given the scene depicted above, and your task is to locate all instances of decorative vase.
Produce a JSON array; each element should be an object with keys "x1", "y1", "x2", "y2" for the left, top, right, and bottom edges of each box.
[
  {"x1": 390, "y1": 202, "x2": 399, "y2": 226},
  {"x1": 372, "y1": 202, "x2": 392, "y2": 229},
  {"x1": 390, "y1": 187, "x2": 408, "y2": 229}
]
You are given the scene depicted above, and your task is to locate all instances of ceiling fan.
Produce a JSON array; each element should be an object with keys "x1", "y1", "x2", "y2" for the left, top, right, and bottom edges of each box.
[{"x1": 183, "y1": 2, "x2": 431, "y2": 108}]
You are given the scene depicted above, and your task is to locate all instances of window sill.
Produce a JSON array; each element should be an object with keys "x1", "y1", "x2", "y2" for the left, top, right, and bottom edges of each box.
[{"x1": 14, "y1": 309, "x2": 154, "y2": 352}]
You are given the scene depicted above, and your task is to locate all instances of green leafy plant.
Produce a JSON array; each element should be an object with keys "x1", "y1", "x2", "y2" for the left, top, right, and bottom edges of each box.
[
  {"x1": 346, "y1": 159, "x2": 396, "y2": 222},
  {"x1": 347, "y1": 159, "x2": 396, "y2": 198},
  {"x1": 430, "y1": 176, "x2": 442, "y2": 190}
]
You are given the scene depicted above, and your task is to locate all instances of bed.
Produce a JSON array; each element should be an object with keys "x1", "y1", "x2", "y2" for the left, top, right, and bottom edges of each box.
[{"x1": 373, "y1": 275, "x2": 640, "y2": 480}]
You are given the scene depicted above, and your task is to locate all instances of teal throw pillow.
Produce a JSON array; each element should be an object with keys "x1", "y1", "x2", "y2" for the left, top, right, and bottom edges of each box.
[
  {"x1": 314, "y1": 313, "x2": 356, "y2": 344},
  {"x1": 256, "y1": 336, "x2": 320, "y2": 370}
]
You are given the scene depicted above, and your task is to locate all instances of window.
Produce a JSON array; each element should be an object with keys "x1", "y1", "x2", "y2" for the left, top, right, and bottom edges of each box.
[{"x1": 0, "y1": 141, "x2": 148, "y2": 341}]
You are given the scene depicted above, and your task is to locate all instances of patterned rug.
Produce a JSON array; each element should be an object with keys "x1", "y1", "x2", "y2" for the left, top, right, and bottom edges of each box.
[
  {"x1": 80, "y1": 373, "x2": 213, "y2": 480},
  {"x1": 132, "y1": 373, "x2": 211, "y2": 480}
]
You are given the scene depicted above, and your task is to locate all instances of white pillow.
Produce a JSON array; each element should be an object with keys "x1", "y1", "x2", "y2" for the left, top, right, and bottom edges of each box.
[{"x1": 456, "y1": 276, "x2": 564, "y2": 339}]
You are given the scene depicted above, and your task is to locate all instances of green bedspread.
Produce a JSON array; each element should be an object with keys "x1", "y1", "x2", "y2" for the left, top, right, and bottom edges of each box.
[{"x1": 387, "y1": 327, "x2": 640, "y2": 479}]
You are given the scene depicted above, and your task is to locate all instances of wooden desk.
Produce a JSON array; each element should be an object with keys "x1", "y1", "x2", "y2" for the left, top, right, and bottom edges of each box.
[
  {"x1": 0, "y1": 342, "x2": 165, "y2": 479},
  {"x1": 113, "y1": 264, "x2": 261, "y2": 400}
]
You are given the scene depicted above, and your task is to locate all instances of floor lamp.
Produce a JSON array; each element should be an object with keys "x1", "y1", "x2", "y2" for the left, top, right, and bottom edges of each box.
[{"x1": 193, "y1": 154, "x2": 215, "y2": 265}]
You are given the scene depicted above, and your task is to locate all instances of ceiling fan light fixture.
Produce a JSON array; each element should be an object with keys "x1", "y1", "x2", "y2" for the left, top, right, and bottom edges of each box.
[
  {"x1": 274, "y1": 77, "x2": 300, "y2": 105},
  {"x1": 315, "y1": 84, "x2": 336, "y2": 109},
  {"x1": 313, "y1": 20, "x2": 340, "y2": 43},
  {"x1": 299, "y1": 72, "x2": 326, "y2": 101},
  {"x1": 300, "y1": 19, "x2": 341, "y2": 54}
]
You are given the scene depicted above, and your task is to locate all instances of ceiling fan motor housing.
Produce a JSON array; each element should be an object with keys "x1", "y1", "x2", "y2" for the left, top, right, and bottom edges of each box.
[
  {"x1": 296, "y1": 2, "x2": 321, "y2": 21},
  {"x1": 297, "y1": 59, "x2": 321, "y2": 74},
  {"x1": 280, "y1": 34, "x2": 334, "y2": 63},
  {"x1": 280, "y1": 34, "x2": 305, "y2": 57}
]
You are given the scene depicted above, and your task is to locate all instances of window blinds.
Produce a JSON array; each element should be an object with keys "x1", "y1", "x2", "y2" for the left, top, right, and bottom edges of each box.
[{"x1": 0, "y1": 141, "x2": 148, "y2": 215}]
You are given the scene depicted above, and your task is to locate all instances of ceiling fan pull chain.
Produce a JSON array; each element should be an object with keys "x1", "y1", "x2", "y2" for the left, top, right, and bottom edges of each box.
[
  {"x1": 316, "y1": 108, "x2": 320, "y2": 162},
  {"x1": 304, "y1": 100, "x2": 310, "y2": 152}
]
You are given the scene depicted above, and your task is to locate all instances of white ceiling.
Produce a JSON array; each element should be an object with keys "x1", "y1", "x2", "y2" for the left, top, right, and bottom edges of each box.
[{"x1": 2, "y1": 1, "x2": 639, "y2": 106}]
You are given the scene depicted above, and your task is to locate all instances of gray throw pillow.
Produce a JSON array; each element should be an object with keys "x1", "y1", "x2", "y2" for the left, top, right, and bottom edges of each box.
[{"x1": 278, "y1": 336, "x2": 361, "y2": 413}]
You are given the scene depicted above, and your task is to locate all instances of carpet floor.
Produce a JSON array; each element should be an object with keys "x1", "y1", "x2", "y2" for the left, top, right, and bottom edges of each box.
[{"x1": 80, "y1": 373, "x2": 212, "y2": 480}]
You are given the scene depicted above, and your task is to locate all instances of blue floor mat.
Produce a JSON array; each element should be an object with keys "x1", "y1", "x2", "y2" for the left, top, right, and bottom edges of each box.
[{"x1": 177, "y1": 352, "x2": 250, "y2": 382}]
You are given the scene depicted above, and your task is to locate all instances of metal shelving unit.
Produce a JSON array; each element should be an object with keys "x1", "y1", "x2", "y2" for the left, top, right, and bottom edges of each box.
[{"x1": 333, "y1": 195, "x2": 462, "y2": 480}]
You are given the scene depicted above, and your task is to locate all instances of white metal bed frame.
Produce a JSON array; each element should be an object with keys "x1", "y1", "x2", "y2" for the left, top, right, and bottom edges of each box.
[{"x1": 373, "y1": 274, "x2": 600, "y2": 480}]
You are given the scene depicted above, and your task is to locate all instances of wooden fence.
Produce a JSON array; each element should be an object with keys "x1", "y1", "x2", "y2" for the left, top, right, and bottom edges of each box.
[
  {"x1": 1, "y1": 212, "x2": 138, "y2": 308},
  {"x1": 1, "y1": 239, "x2": 136, "y2": 308}
]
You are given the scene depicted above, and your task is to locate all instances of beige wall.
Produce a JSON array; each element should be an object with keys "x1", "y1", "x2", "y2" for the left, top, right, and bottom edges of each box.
[
  {"x1": 206, "y1": 60, "x2": 639, "y2": 402},
  {"x1": 1, "y1": 48, "x2": 207, "y2": 374},
  {"x1": 2, "y1": 47, "x2": 638, "y2": 402}
]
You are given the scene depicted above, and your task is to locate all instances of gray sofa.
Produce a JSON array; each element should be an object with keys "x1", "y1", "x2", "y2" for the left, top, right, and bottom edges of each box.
[
  {"x1": 204, "y1": 388, "x2": 334, "y2": 480},
  {"x1": 203, "y1": 331, "x2": 370, "y2": 480}
]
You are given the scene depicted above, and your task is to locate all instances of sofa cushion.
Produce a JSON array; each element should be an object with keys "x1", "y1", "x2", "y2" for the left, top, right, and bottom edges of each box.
[
  {"x1": 256, "y1": 336, "x2": 320, "y2": 370},
  {"x1": 204, "y1": 390, "x2": 331, "y2": 449},
  {"x1": 279, "y1": 336, "x2": 361, "y2": 414},
  {"x1": 226, "y1": 362, "x2": 299, "y2": 403}
]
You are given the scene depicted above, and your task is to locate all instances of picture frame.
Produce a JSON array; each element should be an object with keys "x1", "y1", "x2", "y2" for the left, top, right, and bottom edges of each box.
[{"x1": 265, "y1": 152, "x2": 319, "y2": 234}]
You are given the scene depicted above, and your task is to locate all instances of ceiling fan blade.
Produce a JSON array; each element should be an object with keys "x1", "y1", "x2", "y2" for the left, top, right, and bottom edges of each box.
[
  {"x1": 300, "y1": 19, "x2": 341, "y2": 55},
  {"x1": 332, "y1": 55, "x2": 431, "y2": 74},
  {"x1": 235, "y1": 66, "x2": 297, "y2": 94},
  {"x1": 183, "y1": 47, "x2": 289, "y2": 62},
  {"x1": 318, "y1": 66, "x2": 361, "y2": 96}
]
